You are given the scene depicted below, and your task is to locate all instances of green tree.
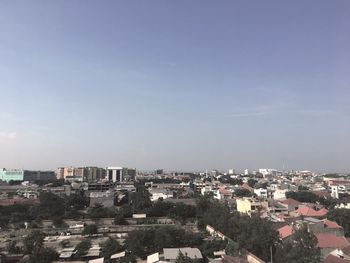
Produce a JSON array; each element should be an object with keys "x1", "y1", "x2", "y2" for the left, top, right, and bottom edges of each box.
[
  {"x1": 7, "y1": 240, "x2": 22, "y2": 254},
  {"x1": 234, "y1": 188, "x2": 252, "y2": 197},
  {"x1": 82, "y1": 224, "x2": 98, "y2": 236},
  {"x1": 21, "y1": 230, "x2": 59, "y2": 263},
  {"x1": 247, "y1": 178, "x2": 257, "y2": 188},
  {"x1": 75, "y1": 239, "x2": 91, "y2": 257},
  {"x1": 275, "y1": 225, "x2": 320, "y2": 263},
  {"x1": 87, "y1": 204, "x2": 115, "y2": 219},
  {"x1": 100, "y1": 237, "x2": 123, "y2": 263},
  {"x1": 38, "y1": 192, "x2": 65, "y2": 219},
  {"x1": 114, "y1": 213, "x2": 128, "y2": 225},
  {"x1": 285, "y1": 191, "x2": 319, "y2": 203},
  {"x1": 65, "y1": 192, "x2": 89, "y2": 210},
  {"x1": 23, "y1": 230, "x2": 45, "y2": 255},
  {"x1": 328, "y1": 208, "x2": 350, "y2": 236},
  {"x1": 176, "y1": 251, "x2": 194, "y2": 263},
  {"x1": 129, "y1": 186, "x2": 152, "y2": 212}
]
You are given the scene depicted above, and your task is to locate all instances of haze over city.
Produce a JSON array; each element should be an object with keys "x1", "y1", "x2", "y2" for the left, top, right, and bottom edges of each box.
[{"x1": 0, "y1": 1, "x2": 349, "y2": 172}]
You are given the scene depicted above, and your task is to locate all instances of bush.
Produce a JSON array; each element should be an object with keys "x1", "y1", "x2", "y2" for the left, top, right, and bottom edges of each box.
[{"x1": 82, "y1": 224, "x2": 98, "y2": 236}]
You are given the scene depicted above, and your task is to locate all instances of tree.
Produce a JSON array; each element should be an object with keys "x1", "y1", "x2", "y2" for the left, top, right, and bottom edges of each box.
[
  {"x1": 114, "y1": 213, "x2": 128, "y2": 225},
  {"x1": 285, "y1": 191, "x2": 319, "y2": 203},
  {"x1": 53, "y1": 216, "x2": 67, "y2": 228},
  {"x1": 65, "y1": 192, "x2": 89, "y2": 210},
  {"x1": 328, "y1": 208, "x2": 350, "y2": 236},
  {"x1": 124, "y1": 227, "x2": 203, "y2": 259},
  {"x1": 75, "y1": 239, "x2": 91, "y2": 257},
  {"x1": 7, "y1": 240, "x2": 22, "y2": 254},
  {"x1": 82, "y1": 224, "x2": 98, "y2": 236},
  {"x1": 87, "y1": 204, "x2": 115, "y2": 219},
  {"x1": 119, "y1": 252, "x2": 137, "y2": 263},
  {"x1": 23, "y1": 230, "x2": 45, "y2": 255},
  {"x1": 247, "y1": 179, "x2": 258, "y2": 188},
  {"x1": 100, "y1": 237, "x2": 123, "y2": 263},
  {"x1": 21, "y1": 230, "x2": 59, "y2": 263},
  {"x1": 129, "y1": 186, "x2": 152, "y2": 212},
  {"x1": 275, "y1": 225, "x2": 320, "y2": 263},
  {"x1": 234, "y1": 188, "x2": 252, "y2": 197},
  {"x1": 176, "y1": 251, "x2": 194, "y2": 263},
  {"x1": 298, "y1": 185, "x2": 309, "y2": 191},
  {"x1": 38, "y1": 192, "x2": 65, "y2": 219}
]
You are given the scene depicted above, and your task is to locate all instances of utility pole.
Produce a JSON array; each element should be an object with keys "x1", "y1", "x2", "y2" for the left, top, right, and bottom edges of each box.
[{"x1": 270, "y1": 245, "x2": 273, "y2": 263}]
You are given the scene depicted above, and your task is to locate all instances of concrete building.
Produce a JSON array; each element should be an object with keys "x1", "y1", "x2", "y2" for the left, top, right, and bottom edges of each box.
[
  {"x1": 254, "y1": 188, "x2": 268, "y2": 198},
  {"x1": 57, "y1": 166, "x2": 106, "y2": 182},
  {"x1": 84, "y1": 167, "x2": 106, "y2": 182},
  {"x1": 259, "y1": 169, "x2": 277, "y2": 177},
  {"x1": 106, "y1": 167, "x2": 136, "y2": 182},
  {"x1": 236, "y1": 198, "x2": 268, "y2": 216},
  {"x1": 0, "y1": 168, "x2": 55, "y2": 182},
  {"x1": 89, "y1": 191, "x2": 115, "y2": 207},
  {"x1": 0, "y1": 168, "x2": 24, "y2": 182}
]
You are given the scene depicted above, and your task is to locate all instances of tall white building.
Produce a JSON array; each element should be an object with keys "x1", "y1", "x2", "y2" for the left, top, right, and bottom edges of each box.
[
  {"x1": 106, "y1": 167, "x2": 136, "y2": 182},
  {"x1": 259, "y1": 169, "x2": 277, "y2": 177}
]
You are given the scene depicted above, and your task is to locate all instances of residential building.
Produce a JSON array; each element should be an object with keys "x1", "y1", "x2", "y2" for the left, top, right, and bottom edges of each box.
[
  {"x1": 236, "y1": 198, "x2": 268, "y2": 215},
  {"x1": 254, "y1": 188, "x2": 268, "y2": 198}
]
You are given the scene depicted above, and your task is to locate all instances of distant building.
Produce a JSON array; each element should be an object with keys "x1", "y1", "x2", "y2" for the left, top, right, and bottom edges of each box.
[
  {"x1": 244, "y1": 169, "x2": 250, "y2": 175},
  {"x1": 259, "y1": 169, "x2": 277, "y2": 177},
  {"x1": 106, "y1": 167, "x2": 136, "y2": 182},
  {"x1": 0, "y1": 168, "x2": 55, "y2": 182},
  {"x1": 228, "y1": 169, "x2": 235, "y2": 175},
  {"x1": 57, "y1": 166, "x2": 106, "y2": 182},
  {"x1": 154, "y1": 169, "x2": 163, "y2": 175}
]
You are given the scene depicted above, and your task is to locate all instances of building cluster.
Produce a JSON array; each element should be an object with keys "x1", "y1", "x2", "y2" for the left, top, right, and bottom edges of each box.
[{"x1": 0, "y1": 165, "x2": 350, "y2": 263}]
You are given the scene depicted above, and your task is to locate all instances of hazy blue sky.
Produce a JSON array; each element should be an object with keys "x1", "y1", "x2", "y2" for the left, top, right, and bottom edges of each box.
[{"x1": 0, "y1": 1, "x2": 349, "y2": 172}]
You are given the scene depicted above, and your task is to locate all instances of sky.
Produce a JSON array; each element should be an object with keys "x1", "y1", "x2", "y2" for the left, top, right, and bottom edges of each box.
[{"x1": 0, "y1": 1, "x2": 349, "y2": 173}]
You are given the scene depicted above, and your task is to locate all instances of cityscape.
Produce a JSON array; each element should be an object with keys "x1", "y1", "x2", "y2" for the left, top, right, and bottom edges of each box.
[{"x1": 1, "y1": 1, "x2": 350, "y2": 263}]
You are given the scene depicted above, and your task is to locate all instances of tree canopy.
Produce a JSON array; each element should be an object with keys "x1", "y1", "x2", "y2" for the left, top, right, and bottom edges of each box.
[
  {"x1": 328, "y1": 208, "x2": 350, "y2": 237},
  {"x1": 275, "y1": 225, "x2": 320, "y2": 263}
]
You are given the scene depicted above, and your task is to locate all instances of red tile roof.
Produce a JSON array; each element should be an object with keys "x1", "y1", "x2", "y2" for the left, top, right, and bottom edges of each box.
[
  {"x1": 219, "y1": 188, "x2": 232, "y2": 195},
  {"x1": 316, "y1": 233, "x2": 349, "y2": 248},
  {"x1": 241, "y1": 183, "x2": 253, "y2": 191},
  {"x1": 324, "y1": 219, "x2": 342, "y2": 229},
  {"x1": 323, "y1": 254, "x2": 349, "y2": 263},
  {"x1": 281, "y1": 198, "x2": 301, "y2": 206},
  {"x1": 278, "y1": 225, "x2": 293, "y2": 239},
  {"x1": 341, "y1": 244, "x2": 350, "y2": 256},
  {"x1": 297, "y1": 207, "x2": 328, "y2": 217}
]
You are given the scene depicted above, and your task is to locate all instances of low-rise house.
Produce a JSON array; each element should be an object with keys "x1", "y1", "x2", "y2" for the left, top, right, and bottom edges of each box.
[
  {"x1": 147, "y1": 248, "x2": 203, "y2": 263},
  {"x1": 149, "y1": 189, "x2": 174, "y2": 202},
  {"x1": 89, "y1": 191, "x2": 114, "y2": 207},
  {"x1": 316, "y1": 233, "x2": 350, "y2": 258},
  {"x1": 296, "y1": 207, "x2": 328, "y2": 218},
  {"x1": 277, "y1": 225, "x2": 294, "y2": 242},
  {"x1": 253, "y1": 188, "x2": 267, "y2": 198},
  {"x1": 280, "y1": 198, "x2": 301, "y2": 212},
  {"x1": 323, "y1": 244, "x2": 350, "y2": 263},
  {"x1": 214, "y1": 188, "x2": 233, "y2": 200},
  {"x1": 236, "y1": 198, "x2": 268, "y2": 216}
]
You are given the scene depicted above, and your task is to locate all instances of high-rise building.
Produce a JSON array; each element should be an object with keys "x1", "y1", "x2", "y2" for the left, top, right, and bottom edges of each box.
[{"x1": 106, "y1": 167, "x2": 136, "y2": 182}]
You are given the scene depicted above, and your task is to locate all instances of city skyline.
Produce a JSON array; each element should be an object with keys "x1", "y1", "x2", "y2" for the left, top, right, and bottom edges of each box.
[{"x1": 1, "y1": 1, "x2": 350, "y2": 172}]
